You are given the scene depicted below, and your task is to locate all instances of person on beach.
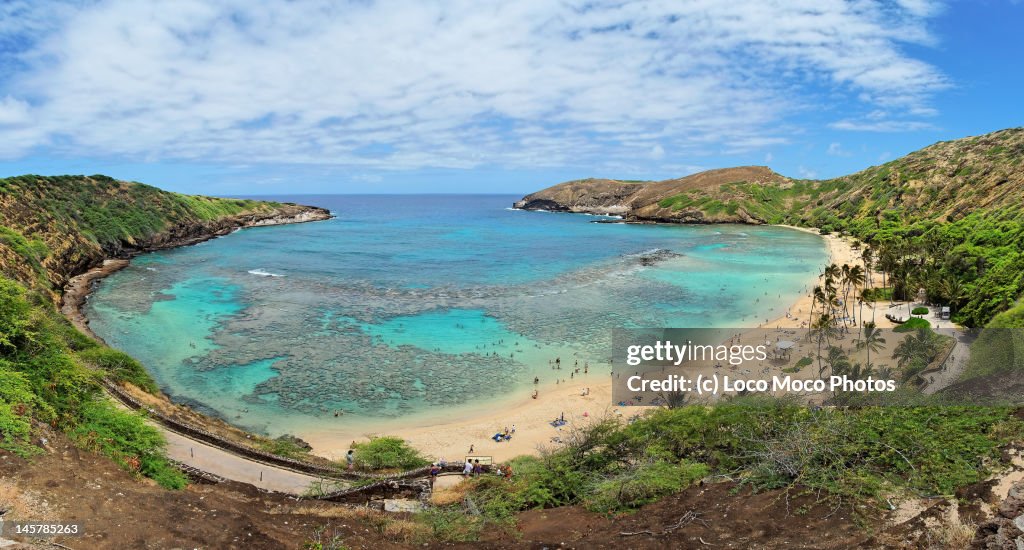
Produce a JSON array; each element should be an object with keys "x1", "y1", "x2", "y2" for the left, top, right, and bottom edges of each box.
[
  {"x1": 468, "y1": 444, "x2": 474, "y2": 454},
  {"x1": 346, "y1": 449, "x2": 355, "y2": 471},
  {"x1": 463, "y1": 459, "x2": 473, "y2": 477},
  {"x1": 472, "y1": 459, "x2": 482, "y2": 476}
]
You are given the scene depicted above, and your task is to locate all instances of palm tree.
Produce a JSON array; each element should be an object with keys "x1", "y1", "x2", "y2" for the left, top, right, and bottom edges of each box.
[
  {"x1": 858, "y1": 288, "x2": 870, "y2": 329},
  {"x1": 940, "y1": 276, "x2": 965, "y2": 314},
  {"x1": 839, "y1": 264, "x2": 852, "y2": 325},
  {"x1": 811, "y1": 313, "x2": 840, "y2": 379},
  {"x1": 857, "y1": 322, "x2": 886, "y2": 371},
  {"x1": 809, "y1": 285, "x2": 825, "y2": 327},
  {"x1": 861, "y1": 246, "x2": 874, "y2": 286},
  {"x1": 822, "y1": 345, "x2": 849, "y2": 378},
  {"x1": 845, "y1": 264, "x2": 864, "y2": 326}
]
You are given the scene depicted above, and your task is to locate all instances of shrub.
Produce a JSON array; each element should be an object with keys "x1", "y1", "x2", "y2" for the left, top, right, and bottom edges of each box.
[
  {"x1": 0, "y1": 362, "x2": 50, "y2": 456},
  {"x1": 76, "y1": 347, "x2": 158, "y2": 393},
  {"x1": 418, "y1": 507, "x2": 483, "y2": 542},
  {"x1": 585, "y1": 460, "x2": 708, "y2": 513},
  {"x1": 352, "y1": 436, "x2": 430, "y2": 471},
  {"x1": 67, "y1": 399, "x2": 186, "y2": 489},
  {"x1": 912, "y1": 306, "x2": 929, "y2": 316},
  {"x1": 455, "y1": 400, "x2": 1024, "y2": 522},
  {"x1": 894, "y1": 317, "x2": 931, "y2": 332}
]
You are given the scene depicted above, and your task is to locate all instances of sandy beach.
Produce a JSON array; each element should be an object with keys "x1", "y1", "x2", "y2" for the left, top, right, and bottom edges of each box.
[
  {"x1": 302, "y1": 226, "x2": 872, "y2": 464},
  {"x1": 65, "y1": 224, "x2": 906, "y2": 466}
]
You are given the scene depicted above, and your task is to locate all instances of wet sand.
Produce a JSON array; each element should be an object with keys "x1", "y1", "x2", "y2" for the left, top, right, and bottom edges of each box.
[{"x1": 61, "y1": 259, "x2": 131, "y2": 342}]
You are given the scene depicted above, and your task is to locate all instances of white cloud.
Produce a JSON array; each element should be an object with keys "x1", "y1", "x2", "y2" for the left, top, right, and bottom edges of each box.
[
  {"x1": 826, "y1": 142, "x2": 852, "y2": 156},
  {"x1": 0, "y1": 0, "x2": 949, "y2": 169},
  {"x1": 830, "y1": 119, "x2": 937, "y2": 132},
  {"x1": 0, "y1": 96, "x2": 31, "y2": 126},
  {"x1": 797, "y1": 165, "x2": 818, "y2": 179}
]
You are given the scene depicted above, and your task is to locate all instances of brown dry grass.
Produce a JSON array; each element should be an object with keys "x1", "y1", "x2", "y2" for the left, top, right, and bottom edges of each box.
[{"x1": 431, "y1": 477, "x2": 471, "y2": 506}]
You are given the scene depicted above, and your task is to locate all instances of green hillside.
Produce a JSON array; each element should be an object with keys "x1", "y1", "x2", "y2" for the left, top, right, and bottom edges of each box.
[
  {"x1": 0, "y1": 175, "x2": 328, "y2": 485},
  {"x1": 0, "y1": 174, "x2": 328, "y2": 293},
  {"x1": 518, "y1": 128, "x2": 1024, "y2": 327}
]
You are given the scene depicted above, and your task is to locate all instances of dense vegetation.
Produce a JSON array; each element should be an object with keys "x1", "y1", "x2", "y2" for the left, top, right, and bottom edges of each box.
[
  {"x1": 0, "y1": 277, "x2": 186, "y2": 488},
  {"x1": 0, "y1": 175, "x2": 310, "y2": 488},
  {"x1": 528, "y1": 128, "x2": 1024, "y2": 327},
  {"x1": 0, "y1": 174, "x2": 277, "y2": 248},
  {"x1": 0, "y1": 174, "x2": 286, "y2": 291},
  {"x1": 429, "y1": 400, "x2": 1023, "y2": 540},
  {"x1": 693, "y1": 130, "x2": 1024, "y2": 327},
  {"x1": 352, "y1": 436, "x2": 431, "y2": 471}
]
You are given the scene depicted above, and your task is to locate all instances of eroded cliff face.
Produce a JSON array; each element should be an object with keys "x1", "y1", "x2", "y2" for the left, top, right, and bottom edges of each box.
[
  {"x1": 515, "y1": 128, "x2": 1024, "y2": 229},
  {"x1": 0, "y1": 174, "x2": 331, "y2": 296},
  {"x1": 513, "y1": 178, "x2": 640, "y2": 215},
  {"x1": 514, "y1": 166, "x2": 785, "y2": 223}
]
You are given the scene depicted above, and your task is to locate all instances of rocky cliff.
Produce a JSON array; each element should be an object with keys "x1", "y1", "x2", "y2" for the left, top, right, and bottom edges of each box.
[
  {"x1": 514, "y1": 166, "x2": 787, "y2": 222},
  {"x1": 516, "y1": 128, "x2": 1024, "y2": 229},
  {"x1": 0, "y1": 174, "x2": 331, "y2": 295}
]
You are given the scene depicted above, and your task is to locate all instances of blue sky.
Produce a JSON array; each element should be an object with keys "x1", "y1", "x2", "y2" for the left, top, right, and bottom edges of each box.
[{"x1": 0, "y1": 0, "x2": 1021, "y2": 195}]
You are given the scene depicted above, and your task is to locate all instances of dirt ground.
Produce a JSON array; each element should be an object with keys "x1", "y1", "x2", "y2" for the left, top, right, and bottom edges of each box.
[
  {"x1": 0, "y1": 426, "x2": 413, "y2": 550},
  {"x1": 0, "y1": 426, "x2": 994, "y2": 549},
  {"x1": 474, "y1": 482, "x2": 919, "y2": 549}
]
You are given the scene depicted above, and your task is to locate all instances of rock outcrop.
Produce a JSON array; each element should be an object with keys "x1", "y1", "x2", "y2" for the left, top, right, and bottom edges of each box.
[
  {"x1": 515, "y1": 128, "x2": 1024, "y2": 229},
  {"x1": 0, "y1": 174, "x2": 331, "y2": 295},
  {"x1": 514, "y1": 166, "x2": 787, "y2": 223}
]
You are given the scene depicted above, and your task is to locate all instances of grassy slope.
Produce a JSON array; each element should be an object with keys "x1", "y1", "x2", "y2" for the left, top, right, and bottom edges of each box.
[
  {"x1": 0, "y1": 174, "x2": 316, "y2": 487},
  {"x1": 0, "y1": 174, "x2": 288, "y2": 291},
  {"x1": 437, "y1": 130, "x2": 1024, "y2": 542},
  {"x1": 704, "y1": 130, "x2": 1024, "y2": 327},
  {"x1": 527, "y1": 128, "x2": 1024, "y2": 327}
]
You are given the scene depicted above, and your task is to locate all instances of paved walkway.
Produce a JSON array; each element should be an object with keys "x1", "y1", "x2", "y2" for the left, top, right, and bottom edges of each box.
[
  {"x1": 108, "y1": 396, "x2": 334, "y2": 494},
  {"x1": 162, "y1": 430, "x2": 328, "y2": 494},
  {"x1": 922, "y1": 331, "x2": 975, "y2": 395}
]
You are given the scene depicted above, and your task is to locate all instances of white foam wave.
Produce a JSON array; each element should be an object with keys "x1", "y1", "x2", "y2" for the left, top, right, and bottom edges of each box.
[{"x1": 248, "y1": 269, "x2": 285, "y2": 277}]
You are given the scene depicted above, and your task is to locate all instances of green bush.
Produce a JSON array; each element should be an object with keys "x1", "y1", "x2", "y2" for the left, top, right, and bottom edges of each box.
[
  {"x1": 352, "y1": 436, "x2": 430, "y2": 471},
  {"x1": 585, "y1": 460, "x2": 708, "y2": 513},
  {"x1": 912, "y1": 307, "x2": 929, "y2": 316},
  {"x1": 456, "y1": 401, "x2": 1023, "y2": 520},
  {"x1": 419, "y1": 507, "x2": 483, "y2": 542},
  {"x1": 0, "y1": 361, "x2": 51, "y2": 456},
  {"x1": 67, "y1": 398, "x2": 187, "y2": 489},
  {"x1": 894, "y1": 317, "x2": 931, "y2": 332},
  {"x1": 0, "y1": 275, "x2": 185, "y2": 489},
  {"x1": 76, "y1": 347, "x2": 158, "y2": 393}
]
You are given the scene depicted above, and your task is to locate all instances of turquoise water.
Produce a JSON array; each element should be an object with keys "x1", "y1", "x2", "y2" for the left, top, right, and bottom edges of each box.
[{"x1": 85, "y1": 195, "x2": 826, "y2": 436}]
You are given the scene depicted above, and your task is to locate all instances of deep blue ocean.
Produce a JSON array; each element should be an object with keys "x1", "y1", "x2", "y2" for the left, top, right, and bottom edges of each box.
[{"x1": 86, "y1": 195, "x2": 825, "y2": 436}]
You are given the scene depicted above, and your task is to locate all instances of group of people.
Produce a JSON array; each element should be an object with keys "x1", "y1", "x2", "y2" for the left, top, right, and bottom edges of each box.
[
  {"x1": 455, "y1": 458, "x2": 513, "y2": 480},
  {"x1": 491, "y1": 424, "x2": 516, "y2": 442}
]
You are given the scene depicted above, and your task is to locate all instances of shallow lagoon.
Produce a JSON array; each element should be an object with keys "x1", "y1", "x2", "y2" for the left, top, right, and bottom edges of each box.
[{"x1": 86, "y1": 195, "x2": 825, "y2": 436}]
